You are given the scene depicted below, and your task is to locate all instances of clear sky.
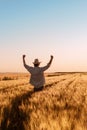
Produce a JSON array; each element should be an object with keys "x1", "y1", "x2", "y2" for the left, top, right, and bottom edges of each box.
[{"x1": 0, "y1": 0, "x2": 87, "y2": 72}]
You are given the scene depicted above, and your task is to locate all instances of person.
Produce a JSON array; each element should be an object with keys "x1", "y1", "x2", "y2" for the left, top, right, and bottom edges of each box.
[{"x1": 22, "y1": 54, "x2": 53, "y2": 92}]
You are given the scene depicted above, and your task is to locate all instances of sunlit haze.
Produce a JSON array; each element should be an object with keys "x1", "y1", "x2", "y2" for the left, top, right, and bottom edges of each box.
[{"x1": 0, "y1": 0, "x2": 87, "y2": 72}]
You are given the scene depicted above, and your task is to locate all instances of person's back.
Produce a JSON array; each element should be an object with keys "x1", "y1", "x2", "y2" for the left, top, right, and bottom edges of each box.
[
  {"x1": 29, "y1": 66, "x2": 45, "y2": 88},
  {"x1": 22, "y1": 55, "x2": 53, "y2": 92}
]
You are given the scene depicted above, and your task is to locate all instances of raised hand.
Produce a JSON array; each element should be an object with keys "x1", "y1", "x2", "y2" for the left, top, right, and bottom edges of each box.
[
  {"x1": 23, "y1": 55, "x2": 26, "y2": 59},
  {"x1": 50, "y1": 55, "x2": 53, "y2": 59}
]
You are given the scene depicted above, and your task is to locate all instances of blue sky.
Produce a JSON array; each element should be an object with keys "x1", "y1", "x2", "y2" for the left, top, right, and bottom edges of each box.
[{"x1": 0, "y1": 0, "x2": 87, "y2": 72}]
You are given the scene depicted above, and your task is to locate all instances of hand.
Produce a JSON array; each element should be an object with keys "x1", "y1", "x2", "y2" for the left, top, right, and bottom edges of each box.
[
  {"x1": 50, "y1": 55, "x2": 53, "y2": 59},
  {"x1": 23, "y1": 55, "x2": 26, "y2": 59}
]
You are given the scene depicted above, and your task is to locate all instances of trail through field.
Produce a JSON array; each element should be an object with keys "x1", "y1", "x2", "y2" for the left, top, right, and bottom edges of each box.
[{"x1": 0, "y1": 73, "x2": 87, "y2": 130}]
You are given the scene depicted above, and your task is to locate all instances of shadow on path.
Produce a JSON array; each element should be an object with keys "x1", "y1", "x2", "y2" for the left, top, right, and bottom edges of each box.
[
  {"x1": 1, "y1": 90, "x2": 34, "y2": 130},
  {"x1": 0, "y1": 80, "x2": 67, "y2": 130},
  {"x1": 1, "y1": 81, "x2": 59, "y2": 130}
]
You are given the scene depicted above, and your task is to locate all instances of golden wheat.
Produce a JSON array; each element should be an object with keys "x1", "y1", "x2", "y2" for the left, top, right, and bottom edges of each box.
[{"x1": 0, "y1": 72, "x2": 87, "y2": 130}]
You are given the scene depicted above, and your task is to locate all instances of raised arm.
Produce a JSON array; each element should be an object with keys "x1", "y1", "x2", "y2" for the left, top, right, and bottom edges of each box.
[
  {"x1": 22, "y1": 55, "x2": 33, "y2": 73},
  {"x1": 22, "y1": 55, "x2": 26, "y2": 66},
  {"x1": 48, "y1": 55, "x2": 53, "y2": 66},
  {"x1": 41, "y1": 55, "x2": 54, "y2": 71}
]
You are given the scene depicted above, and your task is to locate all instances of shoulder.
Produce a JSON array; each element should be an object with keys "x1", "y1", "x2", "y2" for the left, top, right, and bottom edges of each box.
[{"x1": 24, "y1": 64, "x2": 33, "y2": 71}]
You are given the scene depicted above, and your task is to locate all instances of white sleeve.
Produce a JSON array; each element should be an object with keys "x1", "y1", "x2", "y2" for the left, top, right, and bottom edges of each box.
[
  {"x1": 40, "y1": 63, "x2": 51, "y2": 71},
  {"x1": 24, "y1": 64, "x2": 33, "y2": 73}
]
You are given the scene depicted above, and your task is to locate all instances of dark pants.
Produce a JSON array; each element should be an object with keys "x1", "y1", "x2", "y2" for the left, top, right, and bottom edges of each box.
[{"x1": 34, "y1": 86, "x2": 44, "y2": 92}]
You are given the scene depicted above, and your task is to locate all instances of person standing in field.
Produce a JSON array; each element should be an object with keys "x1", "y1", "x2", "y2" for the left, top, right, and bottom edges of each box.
[{"x1": 22, "y1": 55, "x2": 53, "y2": 92}]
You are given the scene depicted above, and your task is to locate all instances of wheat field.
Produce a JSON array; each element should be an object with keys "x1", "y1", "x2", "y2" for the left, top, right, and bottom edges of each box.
[{"x1": 0, "y1": 72, "x2": 87, "y2": 130}]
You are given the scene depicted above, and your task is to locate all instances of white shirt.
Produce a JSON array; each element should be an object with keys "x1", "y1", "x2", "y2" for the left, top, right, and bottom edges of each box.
[{"x1": 24, "y1": 63, "x2": 50, "y2": 88}]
